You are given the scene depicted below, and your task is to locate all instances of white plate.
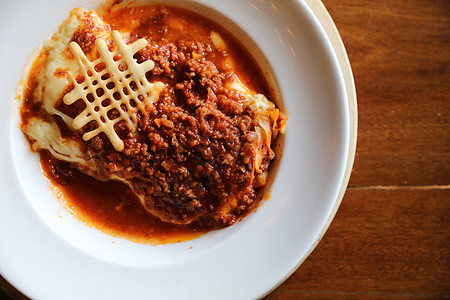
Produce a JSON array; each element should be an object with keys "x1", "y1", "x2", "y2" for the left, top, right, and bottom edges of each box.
[{"x1": 0, "y1": 0, "x2": 356, "y2": 299}]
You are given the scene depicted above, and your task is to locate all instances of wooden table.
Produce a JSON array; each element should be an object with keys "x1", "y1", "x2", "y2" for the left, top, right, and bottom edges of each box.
[
  {"x1": 1, "y1": 0, "x2": 449, "y2": 299},
  {"x1": 266, "y1": 0, "x2": 450, "y2": 298}
]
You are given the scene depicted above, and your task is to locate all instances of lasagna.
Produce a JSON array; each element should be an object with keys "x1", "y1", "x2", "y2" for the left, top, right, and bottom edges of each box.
[{"x1": 20, "y1": 3, "x2": 286, "y2": 231}]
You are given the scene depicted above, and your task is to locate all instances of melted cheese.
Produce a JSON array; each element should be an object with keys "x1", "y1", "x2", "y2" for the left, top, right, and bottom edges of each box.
[
  {"x1": 22, "y1": 7, "x2": 285, "y2": 187},
  {"x1": 23, "y1": 9, "x2": 115, "y2": 165},
  {"x1": 25, "y1": 118, "x2": 86, "y2": 164},
  {"x1": 64, "y1": 30, "x2": 164, "y2": 151},
  {"x1": 22, "y1": 8, "x2": 104, "y2": 165},
  {"x1": 34, "y1": 8, "x2": 110, "y2": 124},
  {"x1": 225, "y1": 75, "x2": 284, "y2": 178}
]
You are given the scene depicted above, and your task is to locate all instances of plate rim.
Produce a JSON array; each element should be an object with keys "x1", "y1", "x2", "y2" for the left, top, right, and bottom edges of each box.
[{"x1": 261, "y1": 0, "x2": 358, "y2": 296}]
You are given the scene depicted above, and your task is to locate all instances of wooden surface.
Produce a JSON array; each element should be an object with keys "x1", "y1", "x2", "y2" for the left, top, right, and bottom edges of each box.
[
  {"x1": 266, "y1": 0, "x2": 450, "y2": 299},
  {"x1": 1, "y1": 0, "x2": 449, "y2": 299}
]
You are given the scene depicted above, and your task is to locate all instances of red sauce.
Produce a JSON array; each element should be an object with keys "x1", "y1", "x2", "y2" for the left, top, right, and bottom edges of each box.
[
  {"x1": 100, "y1": 4, "x2": 269, "y2": 94},
  {"x1": 40, "y1": 151, "x2": 207, "y2": 244},
  {"x1": 21, "y1": 3, "x2": 281, "y2": 244}
]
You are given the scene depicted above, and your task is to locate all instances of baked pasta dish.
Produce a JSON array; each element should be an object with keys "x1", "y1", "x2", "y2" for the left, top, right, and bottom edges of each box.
[{"x1": 20, "y1": 2, "x2": 286, "y2": 232}]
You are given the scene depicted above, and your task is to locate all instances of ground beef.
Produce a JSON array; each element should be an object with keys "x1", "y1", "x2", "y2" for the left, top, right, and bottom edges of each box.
[{"x1": 71, "y1": 39, "x2": 263, "y2": 228}]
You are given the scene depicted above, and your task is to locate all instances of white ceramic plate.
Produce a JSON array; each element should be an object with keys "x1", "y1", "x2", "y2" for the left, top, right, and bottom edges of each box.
[{"x1": 0, "y1": 0, "x2": 356, "y2": 299}]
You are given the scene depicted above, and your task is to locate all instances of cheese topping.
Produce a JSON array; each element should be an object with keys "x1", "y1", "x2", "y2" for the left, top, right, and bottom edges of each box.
[
  {"x1": 64, "y1": 30, "x2": 164, "y2": 151},
  {"x1": 20, "y1": 4, "x2": 287, "y2": 229}
]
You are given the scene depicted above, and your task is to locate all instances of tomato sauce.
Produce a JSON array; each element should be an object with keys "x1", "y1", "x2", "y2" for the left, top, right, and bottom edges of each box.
[
  {"x1": 22, "y1": 3, "x2": 278, "y2": 244},
  {"x1": 41, "y1": 151, "x2": 207, "y2": 244}
]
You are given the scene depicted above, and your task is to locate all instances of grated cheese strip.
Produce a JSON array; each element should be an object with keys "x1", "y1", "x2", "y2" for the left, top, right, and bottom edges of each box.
[{"x1": 63, "y1": 30, "x2": 164, "y2": 151}]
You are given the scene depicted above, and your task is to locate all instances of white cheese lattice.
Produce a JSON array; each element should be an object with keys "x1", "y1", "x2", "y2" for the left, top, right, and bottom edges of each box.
[{"x1": 63, "y1": 30, "x2": 164, "y2": 151}]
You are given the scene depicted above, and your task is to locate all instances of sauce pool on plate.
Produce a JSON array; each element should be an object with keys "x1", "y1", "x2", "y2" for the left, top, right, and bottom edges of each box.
[{"x1": 20, "y1": 3, "x2": 285, "y2": 244}]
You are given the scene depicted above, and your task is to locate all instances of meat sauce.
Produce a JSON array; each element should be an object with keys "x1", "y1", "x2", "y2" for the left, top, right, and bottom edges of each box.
[
  {"x1": 40, "y1": 152, "x2": 206, "y2": 243},
  {"x1": 21, "y1": 4, "x2": 278, "y2": 244},
  {"x1": 100, "y1": 4, "x2": 268, "y2": 93}
]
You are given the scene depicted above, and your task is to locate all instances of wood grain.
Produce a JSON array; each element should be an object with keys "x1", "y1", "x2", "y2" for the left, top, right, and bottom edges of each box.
[
  {"x1": 328, "y1": 0, "x2": 450, "y2": 186},
  {"x1": 1, "y1": 0, "x2": 449, "y2": 299},
  {"x1": 266, "y1": 189, "x2": 450, "y2": 299},
  {"x1": 266, "y1": 0, "x2": 450, "y2": 298}
]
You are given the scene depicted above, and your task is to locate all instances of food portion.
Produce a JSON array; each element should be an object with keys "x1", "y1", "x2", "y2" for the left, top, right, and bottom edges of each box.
[{"x1": 21, "y1": 3, "x2": 286, "y2": 231}]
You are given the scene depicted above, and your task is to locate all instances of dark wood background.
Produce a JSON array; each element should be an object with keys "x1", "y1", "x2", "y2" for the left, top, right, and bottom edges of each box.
[
  {"x1": 1, "y1": 0, "x2": 449, "y2": 299},
  {"x1": 266, "y1": 0, "x2": 450, "y2": 298}
]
